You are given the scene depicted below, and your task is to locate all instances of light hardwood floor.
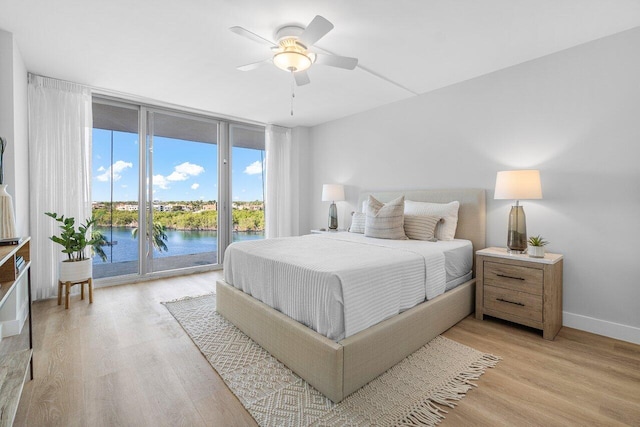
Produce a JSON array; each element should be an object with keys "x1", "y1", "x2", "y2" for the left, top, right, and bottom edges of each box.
[{"x1": 13, "y1": 271, "x2": 640, "y2": 426}]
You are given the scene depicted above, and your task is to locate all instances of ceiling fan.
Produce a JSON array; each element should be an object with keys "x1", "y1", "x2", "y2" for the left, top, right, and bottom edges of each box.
[{"x1": 230, "y1": 15, "x2": 358, "y2": 86}]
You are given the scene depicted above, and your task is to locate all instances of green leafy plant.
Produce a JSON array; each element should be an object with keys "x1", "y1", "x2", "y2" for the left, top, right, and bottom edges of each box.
[
  {"x1": 528, "y1": 235, "x2": 549, "y2": 247},
  {"x1": 45, "y1": 212, "x2": 101, "y2": 261},
  {"x1": 132, "y1": 222, "x2": 169, "y2": 252},
  {"x1": 91, "y1": 229, "x2": 109, "y2": 262}
]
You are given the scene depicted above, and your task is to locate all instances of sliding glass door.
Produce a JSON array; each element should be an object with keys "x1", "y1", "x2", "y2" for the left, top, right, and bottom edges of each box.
[
  {"x1": 92, "y1": 101, "x2": 140, "y2": 279},
  {"x1": 91, "y1": 97, "x2": 263, "y2": 281},
  {"x1": 146, "y1": 111, "x2": 219, "y2": 273}
]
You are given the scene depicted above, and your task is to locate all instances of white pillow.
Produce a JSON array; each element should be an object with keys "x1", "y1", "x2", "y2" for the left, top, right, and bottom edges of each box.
[
  {"x1": 365, "y1": 196, "x2": 408, "y2": 240},
  {"x1": 349, "y1": 212, "x2": 365, "y2": 234},
  {"x1": 404, "y1": 214, "x2": 441, "y2": 241},
  {"x1": 404, "y1": 200, "x2": 460, "y2": 241}
]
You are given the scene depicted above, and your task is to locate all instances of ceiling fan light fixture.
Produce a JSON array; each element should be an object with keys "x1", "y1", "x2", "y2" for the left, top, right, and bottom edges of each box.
[{"x1": 273, "y1": 50, "x2": 312, "y2": 72}]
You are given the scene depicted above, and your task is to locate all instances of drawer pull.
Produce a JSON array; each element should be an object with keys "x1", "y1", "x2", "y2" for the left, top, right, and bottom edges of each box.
[
  {"x1": 496, "y1": 273, "x2": 525, "y2": 281},
  {"x1": 497, "y1": 298, "x2": 525, "y2": 307}
]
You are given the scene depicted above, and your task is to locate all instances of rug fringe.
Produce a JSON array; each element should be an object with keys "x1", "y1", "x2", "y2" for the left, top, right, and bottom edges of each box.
[
  {"x1": 395, "y1": 353, "x2": 501, "y2": 426},
  {"x1": 396, "y1": 399, "x2": 446, "y2": 426}
]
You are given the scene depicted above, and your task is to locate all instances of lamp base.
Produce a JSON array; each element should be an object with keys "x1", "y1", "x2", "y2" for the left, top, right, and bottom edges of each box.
[
  {"x1": 507, "y1": 249, "x2": 527, "y2": 255},
  {"x1": 328, "y1": 202, "x2": 338, "y2": 230},
  {"x1": 506, "y1": 205, "x2": 527, "y2": 253}
]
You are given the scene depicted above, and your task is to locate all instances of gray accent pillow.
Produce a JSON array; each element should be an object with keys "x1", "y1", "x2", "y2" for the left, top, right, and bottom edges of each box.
[
  {"x1": 365, "y1": 195, "x2": 408, "y2": 240},
  {"x1": 349, "y1": 212, "x2": 365, "y2": 234},
  {"x1": 404, "y1": 214, "x2": 441, "y2": 241},
  {"x1": 404, "y1": 200, "x2": 460, "y2": 241}
]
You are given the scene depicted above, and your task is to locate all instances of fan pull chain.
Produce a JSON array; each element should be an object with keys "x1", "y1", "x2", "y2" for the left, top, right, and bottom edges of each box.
[{"x1": 290, "y1": 71, "x2": 295, "y2": 116}]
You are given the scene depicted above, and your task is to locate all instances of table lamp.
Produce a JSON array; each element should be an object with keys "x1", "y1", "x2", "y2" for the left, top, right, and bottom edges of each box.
[
  {"x1": 322, "y1": 184, "x2": 345, "y2": 230},
  {"x1": 494, "y1": 170, "x2": 542, "y2": 253}
]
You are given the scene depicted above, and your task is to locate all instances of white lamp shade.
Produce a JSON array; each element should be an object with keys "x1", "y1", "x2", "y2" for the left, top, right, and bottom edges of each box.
[
  {"x1": 494, "y1": 170, "x2": 542, "y2": 200},
  {"x1": 322, "y1": 184, "x2": 345, "y2": 202}
]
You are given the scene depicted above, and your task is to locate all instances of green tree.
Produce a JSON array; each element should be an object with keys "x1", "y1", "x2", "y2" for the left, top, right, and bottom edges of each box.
[
  {"x1": 132, "y1": 222, "x2": 168, "y2": 252},
  {"x1": 91, "y1": 229, "x2": 109, "y2": 262}
]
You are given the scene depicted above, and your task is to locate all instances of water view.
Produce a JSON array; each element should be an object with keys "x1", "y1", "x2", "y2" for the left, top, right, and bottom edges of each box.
[{"x1": 93, "y1": 226, "x2": 265, "y2": 265}]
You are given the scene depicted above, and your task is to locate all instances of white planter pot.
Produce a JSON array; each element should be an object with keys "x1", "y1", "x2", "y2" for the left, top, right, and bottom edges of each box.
[
  {"x1": 59, "y1": 258, "x2": 93, "y2": 282},
  {"x1": 528, "y1": 246, "x2": 545, "y2": 258}
]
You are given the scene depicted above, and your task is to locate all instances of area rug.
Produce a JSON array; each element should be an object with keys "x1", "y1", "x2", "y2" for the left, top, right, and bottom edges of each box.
[{"x1": 163, "y1": 294, "x2": 500, "y2": 426}]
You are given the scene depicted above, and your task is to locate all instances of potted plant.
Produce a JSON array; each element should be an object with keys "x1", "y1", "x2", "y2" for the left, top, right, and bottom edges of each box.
[
  {"x1": 527, "y1": 235, "x2": 549, "y2": 258},
  {"x1": 46, "y1": 212, "x2": 101, "y2": 282}
]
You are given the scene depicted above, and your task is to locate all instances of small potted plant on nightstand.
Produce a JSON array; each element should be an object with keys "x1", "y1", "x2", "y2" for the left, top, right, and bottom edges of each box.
[{"x1": 527, "y1": 235, "x2": 548, "y2": 258}]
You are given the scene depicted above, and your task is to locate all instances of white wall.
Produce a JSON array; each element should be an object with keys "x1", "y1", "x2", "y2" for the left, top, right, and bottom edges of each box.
[
  {"x1": 0, "y1": 29, "x2": 30, "y2": 337},
  {"x1": 0, "y1": 29, "x2": 30, "y2": 237},
  {"x1": 308, "y1": 27, "x2": 640, "y2": 343}
]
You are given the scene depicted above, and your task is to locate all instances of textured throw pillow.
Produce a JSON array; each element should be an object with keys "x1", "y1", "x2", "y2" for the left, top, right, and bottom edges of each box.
[
  {"x1": 404, "y1": 214, "x2": 441, "y2": 241},
  {"x1": 404, "y1": 200, "x2": 460, "y2": 241},
  {"x1": 365, "y1": 195, "x2": 408, "y2": 240},
  {"x1": 349, "y1": 212, "x2": 366, "y2": 234}
]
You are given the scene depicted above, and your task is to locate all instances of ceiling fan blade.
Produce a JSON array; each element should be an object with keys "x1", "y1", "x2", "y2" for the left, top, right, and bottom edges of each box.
[
  {"x1": 294, "y1": 71, "x2": 310, "y2": 86},
  {"x1": 298, "y1": 15, "x2": 334, "y2": 47},
  {"x1": 237, "y1": 58, "x2": 272, "y2": 71},
  {"x1": 314, "y1": 53, "x2": 358, "y2": 70},
  {"x1": 229, "y1": 26, "x2": 277, "y2": 48}
]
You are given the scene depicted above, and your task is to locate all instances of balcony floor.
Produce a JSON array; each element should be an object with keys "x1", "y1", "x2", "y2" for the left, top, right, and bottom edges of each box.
[{"x1": 93, "y1": 251, "x2": 218, "y2": 279}]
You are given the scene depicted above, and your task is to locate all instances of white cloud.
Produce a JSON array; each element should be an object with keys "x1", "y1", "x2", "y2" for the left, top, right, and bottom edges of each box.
[
  {"x1": 233, "y1": 196, "x2": 240, "y2": 200},
  {"x1": 96, "y1": 160, "x2": 133, "y2": 182},
  {"x1": 166, "y1": 162, "x2": 205, "y2": 182},
  {"x1": 97, "y1": 166, "x2": 105, "y2": 172},
  {"x1": 191, "y1": 183, "x2": 200, "y2": 190},
  {"x1": 176, "y1": 162, "x2": 204, "y2": 176},
  {"x1": 244, "y1": 160, "x2": 263, "y2": 175},
  {"x1": 167, "y1": 171, "x2": 188, "y2": 181},
  {"x1": 121, "y1": 184, "x2": 127, "y2": 188},
  {"x1": 153, "y1": 174, "x2": 169, "y2": 189}
]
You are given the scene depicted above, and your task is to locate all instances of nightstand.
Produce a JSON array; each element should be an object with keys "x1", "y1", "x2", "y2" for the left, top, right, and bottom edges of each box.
[
  {"x1": 310, "y1": 229, "x2": 346, "y2": 234},
  {"x1": 475, "y1": 247, "x2": 563, "y2": 340}
]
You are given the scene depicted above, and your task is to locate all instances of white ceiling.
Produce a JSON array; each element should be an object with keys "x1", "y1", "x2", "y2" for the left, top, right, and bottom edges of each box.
[{"x1": 2, "y1": 1, "x2": 640, "y2": 127}]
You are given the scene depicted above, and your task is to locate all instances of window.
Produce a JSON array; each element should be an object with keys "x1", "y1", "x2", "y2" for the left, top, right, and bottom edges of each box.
[
  {"x1": 92, "y1": 101, "x2": 140, "y2": 278},
  {"x1": 91, "y1": 98, "x2": 264, "y2": 281}
]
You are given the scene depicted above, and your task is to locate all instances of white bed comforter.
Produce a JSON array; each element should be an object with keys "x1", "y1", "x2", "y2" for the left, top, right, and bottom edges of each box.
[{"x1": 223, "y1": 233, "x2": 463, "y2": 341}]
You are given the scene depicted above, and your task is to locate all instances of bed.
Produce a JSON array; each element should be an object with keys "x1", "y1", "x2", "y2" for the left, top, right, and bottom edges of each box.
[{"x1": 216, "y1": 188, "x2": 486, "y2": 403}]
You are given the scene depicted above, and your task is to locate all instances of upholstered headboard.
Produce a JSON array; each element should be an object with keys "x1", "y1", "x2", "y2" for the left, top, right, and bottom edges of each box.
[{"x1": 357, "y1": 188, "x2": 486, "y2": 253}]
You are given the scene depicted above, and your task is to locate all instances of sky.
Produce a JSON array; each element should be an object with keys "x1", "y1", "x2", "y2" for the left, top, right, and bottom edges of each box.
[{"x1": 92, "y1": 129, "x2": 265, "y2": 203}]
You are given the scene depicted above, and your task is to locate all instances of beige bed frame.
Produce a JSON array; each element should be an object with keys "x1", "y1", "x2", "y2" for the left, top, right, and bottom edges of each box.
[{"x1": 217, "y1": 188, "x2": 486, "y2": 403}]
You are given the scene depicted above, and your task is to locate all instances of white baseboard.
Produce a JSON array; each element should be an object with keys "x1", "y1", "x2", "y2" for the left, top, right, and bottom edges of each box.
[
  {"x1": 563, "y1": 311, "x2": 640, "y2": 345},
  {"x1": 1, "y1": 298, "x2": 29, "y2": 338}
]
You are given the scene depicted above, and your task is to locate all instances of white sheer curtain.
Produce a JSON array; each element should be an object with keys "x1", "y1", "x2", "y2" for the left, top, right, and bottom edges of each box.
[
  {"x1": 265, "y1": 124, "x2": 297, "y2": 238},
  {"x1": 28, "y1": 75, "x2": 92, "y2": 300}
]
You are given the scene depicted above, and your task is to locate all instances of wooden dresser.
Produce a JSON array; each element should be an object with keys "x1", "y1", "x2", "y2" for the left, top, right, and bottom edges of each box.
[{"x1": 475, "y1": 247, "x2": 563, "y2": 340}]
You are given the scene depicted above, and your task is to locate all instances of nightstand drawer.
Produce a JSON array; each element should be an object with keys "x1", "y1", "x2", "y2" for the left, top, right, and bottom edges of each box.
[
  {"x1": 484, "y1": 261, "x2": 543, "y2": 295},
  {"x1": 484, "y1": 285, "x2": 543, "y2": 322}
]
